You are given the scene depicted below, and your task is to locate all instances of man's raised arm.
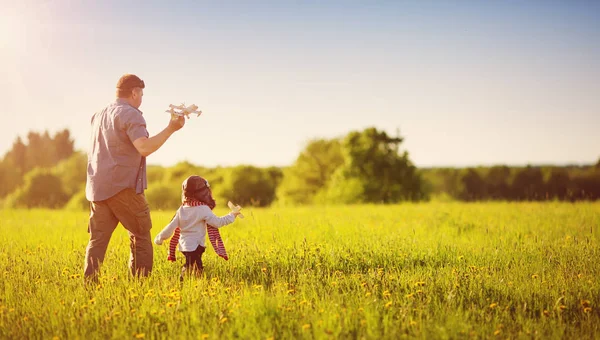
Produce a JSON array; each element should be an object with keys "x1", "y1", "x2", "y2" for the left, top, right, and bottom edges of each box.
[{"x1": 133, "y1": 116, "x2": 185, "y2": 157}]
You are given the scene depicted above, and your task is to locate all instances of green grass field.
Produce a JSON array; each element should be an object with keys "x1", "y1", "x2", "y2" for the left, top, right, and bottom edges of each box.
[{"x1": 1, "y1": 202, "x2": 599, "y2": 339}]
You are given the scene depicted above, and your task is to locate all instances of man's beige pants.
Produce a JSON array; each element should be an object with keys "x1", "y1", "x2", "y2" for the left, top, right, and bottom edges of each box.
[{"x1": 84, "y1": 188, "x2": 153, "y2": 282}]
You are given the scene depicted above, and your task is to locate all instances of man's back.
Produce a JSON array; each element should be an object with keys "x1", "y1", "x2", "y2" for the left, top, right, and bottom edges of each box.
[{"x1": 86, "y1": 99, "x2": 149, "y2": 202}]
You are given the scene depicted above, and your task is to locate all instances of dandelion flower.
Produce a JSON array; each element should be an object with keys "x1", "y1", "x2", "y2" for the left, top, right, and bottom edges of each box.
[
  {"x1": 135, "y1": 333, "x2": 145, "y2": 339},
  {"x1": 489, "y1": 303, "x2": 498, "y2": 309},
  {"x1": 302, "y1": 324, "x2": 311, "y2": 330},
  {"x1": 385, "y1": 301, "x2": 393, "y2": 308}
]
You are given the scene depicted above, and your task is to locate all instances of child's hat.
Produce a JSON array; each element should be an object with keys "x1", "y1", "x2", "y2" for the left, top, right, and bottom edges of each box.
[{"x1": 182, "y1": 175, "x2": 210, "y2": 196}]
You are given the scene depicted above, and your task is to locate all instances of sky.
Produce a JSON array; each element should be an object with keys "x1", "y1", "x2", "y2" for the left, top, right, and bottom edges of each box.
[{"x1": 1, "y1": 0, "x2": 599, "y2": 168}]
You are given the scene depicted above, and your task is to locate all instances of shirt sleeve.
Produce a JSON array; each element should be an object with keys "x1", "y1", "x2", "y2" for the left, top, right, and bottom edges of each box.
[
  {"x1": 121, "y1": 107, "x2": 149, "y2": 142},
  {"x1": 199, "y1": 206, "x2": 236, "y2": 228},
  {"x1": 154, "y1": 210, "x2": 180, "y2": 245}
]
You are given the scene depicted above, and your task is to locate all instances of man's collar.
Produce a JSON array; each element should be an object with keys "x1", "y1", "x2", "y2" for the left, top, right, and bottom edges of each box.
[
  {"x1": 116, "y1": 98, "x2": 131, "y2": 106},
  {"x1": 115, "y1": 98, "x2": 143, "y2": 114}
]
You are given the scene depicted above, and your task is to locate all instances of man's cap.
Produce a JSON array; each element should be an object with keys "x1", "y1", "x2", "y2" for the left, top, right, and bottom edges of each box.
[
  {"x1": 116, "y1": 74, "x2": 145, "y2": 90},
  {"x1": 182, "y1": 175, "x2": 210, "y2": 195}
]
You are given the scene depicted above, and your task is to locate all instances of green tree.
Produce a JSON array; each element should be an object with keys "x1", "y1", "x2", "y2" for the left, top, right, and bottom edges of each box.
[
  {"x1": 163, "y1": 161, "x2": 208, "y2": 187},
  {"x1": 145, "y1": 184, "x2": 181, "y2": 210},
  {"x1": 3, "y1": 137, "x2": 27, "y2": 175},
  {"x1": 545, "y1": 168, "x2": 570, "y2": 200},
  {"x1": 52, "y1": 152, "x2": 87, "y2": 197},
  {"x1": 25, "y1": 131, "x2": 56, "y2": 171},
  {"x1": 322, "y1": 127, "x2": 426, "y2": 203},
  {"x1": 511, "y1": 166, "x2": 545, "y2": 200},
  {"x1": 65, "y1": 191, "x2": 89, "y2": 211},
  {"x1": 147, "y1": 165, "x2": 167, "y2": 185},
  {"x1": 4, "y1": 168, "x2": 69, "y2": 209},
  {"x1": 53, "y1": 129, "x2": 75, "y2": 161},
  {"x1": 458, "y1": 168, "x2": 487, "y2": 201},
  {"x1": 215, "y1": 165, "x2": 277, "y2": 207},
  {"x1": 485, "y1": 166, "x2": 511, "y2": 199},
  {"x1": 276, "y1": 139, "x2": 344, "y2": 205},
  {"x1": 0, "y1": 161, "x2": 21, "y2": 198}
]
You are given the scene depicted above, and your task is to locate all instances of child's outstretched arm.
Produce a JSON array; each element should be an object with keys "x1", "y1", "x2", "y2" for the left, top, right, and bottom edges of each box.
[
  {"x1": 200, "y1": 205, "x2": 238, "y2": 228},
  {"x1": 154, "y1": 211, "x2": 180, "y2": 245}
]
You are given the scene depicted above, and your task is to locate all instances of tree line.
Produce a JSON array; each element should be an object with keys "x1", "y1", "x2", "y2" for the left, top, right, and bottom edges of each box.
[
  {"x1": 0, "y1": 128, "x2": 598, "y2": 210},
  {"x1": 422, "y1": 164, "x2": 600, "y2": 202}
]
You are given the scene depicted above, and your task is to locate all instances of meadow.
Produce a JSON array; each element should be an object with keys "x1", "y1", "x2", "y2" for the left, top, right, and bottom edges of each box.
[{"x1": 0, "y1": 202, "x2": 599, "y2": 339}]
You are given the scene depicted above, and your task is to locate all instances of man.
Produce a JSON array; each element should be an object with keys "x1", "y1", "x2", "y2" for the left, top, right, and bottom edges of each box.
[{"x1": 84, "y1": 74, "x2": 186, "y2": 282}]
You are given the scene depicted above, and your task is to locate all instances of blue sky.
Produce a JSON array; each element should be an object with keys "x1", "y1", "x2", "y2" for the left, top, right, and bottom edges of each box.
[{"x1": 1, "y1": 1, "x2": 599, "y2": 167}]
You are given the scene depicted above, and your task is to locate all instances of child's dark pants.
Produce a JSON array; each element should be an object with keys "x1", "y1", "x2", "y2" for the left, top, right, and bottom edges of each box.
[{"x1": 180, "y1": 245, "x2": 206, "y2": 280}]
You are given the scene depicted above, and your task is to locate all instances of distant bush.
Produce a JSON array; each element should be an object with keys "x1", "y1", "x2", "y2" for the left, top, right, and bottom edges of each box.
[
  {"x1": 214, "y1": 165, "x2": 278, "y2": 207},
  {"x1": 64, "y1": 191, "x2": 89, "y2": 211},
  {"x1": 4, "y1": 168, "x2": 69, "y2": 209},
  {"x1": 145, "y1": 184, "x2": 181, "y2": 211}
]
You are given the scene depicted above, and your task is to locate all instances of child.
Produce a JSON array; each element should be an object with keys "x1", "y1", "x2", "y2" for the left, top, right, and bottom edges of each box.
[{"x1": 154, "y1": 175, "x2": 241, "y2": 280}]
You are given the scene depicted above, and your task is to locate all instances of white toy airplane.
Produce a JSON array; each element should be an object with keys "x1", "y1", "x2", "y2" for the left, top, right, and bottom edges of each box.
[
  {"x1": 166, "y1": 103, "x2": 202, "y2": 119},
  {"x1": 228, "y1": 201, "x2": 244, "y2": 219}
]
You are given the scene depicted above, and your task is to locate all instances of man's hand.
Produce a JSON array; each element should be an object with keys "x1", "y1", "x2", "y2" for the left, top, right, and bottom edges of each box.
[
  {"x1": 168, "y1": 115, "x2": 185, "y2": 133},
  {"x1": 133, "y1": 115, "x2": 186, "y2": 157}
]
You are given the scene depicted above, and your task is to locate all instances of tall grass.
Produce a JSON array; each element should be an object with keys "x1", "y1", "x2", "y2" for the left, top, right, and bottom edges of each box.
[{"x1": 0, "y1": 202, "x2": 598, "y2": 339}]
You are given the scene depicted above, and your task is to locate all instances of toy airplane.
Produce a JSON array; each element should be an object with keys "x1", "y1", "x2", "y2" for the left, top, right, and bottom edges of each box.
[
  {"x1": 165, "y1": 103, "x2": 202, "y2": 119},
  {"x1": 228, "y1": 201, "x2": 244, "y2": 219}
]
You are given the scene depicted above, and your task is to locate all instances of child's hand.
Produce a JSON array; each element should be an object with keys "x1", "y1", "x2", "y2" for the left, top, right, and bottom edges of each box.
[{"x1": 228, "y1": 201, "x2": 244, "y2": 219}]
